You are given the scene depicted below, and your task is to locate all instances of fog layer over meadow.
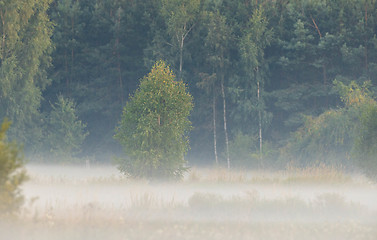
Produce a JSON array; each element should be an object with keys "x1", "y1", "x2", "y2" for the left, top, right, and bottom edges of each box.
[{"x1": 1, "y1": 164, "x2": 376, "y2": 240}]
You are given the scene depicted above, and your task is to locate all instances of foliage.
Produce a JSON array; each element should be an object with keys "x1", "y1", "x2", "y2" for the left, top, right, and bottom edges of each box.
[
  {"x1": 0, "y1": 0, "x2": 53, "y2": 145},
  {"x1": 160, "y1": 0, "x2": 201, "y2": 77},
  {"x1": 114, "y1": 60, "x2": 193, "y2": 179},
  {"x1": 0, "y1": 120, "x2": 27, "y2": 216},
  {"x1": 282, "y1": 81, "x2": 374, "y2": 168},
  {"x1": 44, "y1": 96, "x2": 88, "y2": 161},
  {"x1": 2, "y1": 0, "x2": 377, "y2": 167},
  {"x1": 353, "y1": 99, "x2": 377, "y2": 179},
  {"x1": 232, "y1": 5, "x2": 273, "y2": 136},
  {"x1": 283, "y1": 109, "x2": 356, "y2": 166},
  {"x1": 228, "y1": 132, "x2": 256, "y2": 168}
]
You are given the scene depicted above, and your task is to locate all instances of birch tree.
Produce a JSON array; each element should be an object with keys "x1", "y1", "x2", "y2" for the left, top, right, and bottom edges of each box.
[
  {"x1": 115, "y1": 61, "x2": 193, "y2": 180},
  {"x1": 161, "y1": 0, "x2": 200, "y2": 79},
  {"x1": 239, "y1": 6, "x2": 272, "y2": 165},
  {"x1": 204, "y1": 10, "x2": 232, "y2": 168}
]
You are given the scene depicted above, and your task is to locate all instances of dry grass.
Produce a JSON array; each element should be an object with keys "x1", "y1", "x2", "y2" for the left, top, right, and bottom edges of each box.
[
  {"x1": 186, "y1": 164, "x2": 351, "y2": 184},
  {"x1": 1, "y1": 164, "x2": 376, "y2": 240},
  {"x1": 284, "y1": 163, "x2": 351, "y2": 183},
  {"x1": 3, "y1": 217, "x2": 377, "y2": 240}
]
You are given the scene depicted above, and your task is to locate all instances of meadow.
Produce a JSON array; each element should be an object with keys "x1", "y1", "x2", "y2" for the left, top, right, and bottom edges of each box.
[{"x1": 1, "y1": 164, "x2": 376, "y2": 240}]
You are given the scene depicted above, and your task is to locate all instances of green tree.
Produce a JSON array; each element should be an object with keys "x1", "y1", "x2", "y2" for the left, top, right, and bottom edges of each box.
[
  {"x1": 49, "y1": 0, "x2": 85, "y2": 96},
  {"x1": 115, "y1": 60, "x2": 193, "y2": 179},
  {"x1": 201, "y1": 9, "x2": 232, "y2": 168},
  {"x1": 45, "y1": 95, "x2": 88, "y2": 161},
  {"x1": 47, "y1": 0, "x2": 156, "y2": 158},
  {"x1": 0, "y1": 119, "x2": 27, "y2": 216},
  {"x1": 160, "y1": 0, "x2": 200, "y2": 79},
  {"x1": 0, "y1": 0, "x2": 53, "y2": 145},
  {"x1": 238, "y1": 6, "x2": 273, "y2": 165}
]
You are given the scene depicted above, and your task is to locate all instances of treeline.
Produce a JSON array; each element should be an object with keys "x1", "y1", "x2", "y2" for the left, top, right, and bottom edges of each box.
[{"x1": 1, "y1": 0, "x2": 377, "y2": 170}]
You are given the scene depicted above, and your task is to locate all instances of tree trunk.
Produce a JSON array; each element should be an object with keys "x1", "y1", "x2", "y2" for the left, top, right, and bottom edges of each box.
[
  {"x1": 257, "y1": 77, "x2": 263, "y2": 166},
  {"x1": 65, "y1": 48, "x2": 69, "y2": 95},
  {"x1": 364, "y1": 1, "x2": 369, "y2": 71},
  {"x1": 323, "y1": 64, "x2": 328, "y2": 107},
  {"x1": 179, "y1": 36, "x2": 184, "y2": 80},
  {"x1": 221, "y1": 78, "x2": 230, "y2": 169},
  {"x1": 0, "y1": 11, "x2": 5, "y2": 59},
  {"x1": 116, "y1": 10, "x2": 124, "y2": 106},
  {"x1": 213, "y1": 92, "x2": 218, "y2": 165}
]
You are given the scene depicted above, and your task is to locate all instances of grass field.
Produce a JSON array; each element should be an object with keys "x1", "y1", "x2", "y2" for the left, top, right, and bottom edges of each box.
[{"x1": 1, "y1": 164, "x2": 376, "y2": 240}]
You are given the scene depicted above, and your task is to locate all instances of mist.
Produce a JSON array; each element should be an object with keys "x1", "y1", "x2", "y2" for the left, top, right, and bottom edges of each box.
[{"x1": 1, "y1": 164, "x2": 376, "y2": 240}]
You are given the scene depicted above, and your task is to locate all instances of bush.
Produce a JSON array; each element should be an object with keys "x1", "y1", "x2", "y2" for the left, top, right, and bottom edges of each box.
[
  {"x1": 0, "y1": 120, "x2": 27, "y2": 216},
  {"x1": 353, "y1": 102, "x2": 377, "y2": 179},
  {"x1": 281, "y1": 81, "x2": 370, "y2": 167},
  {"x1": 228, "y1": 132, "x2": 256, "y2": 168},
  {"x1": 114, "y1": 61, "x2": 193, "y2": 180}
]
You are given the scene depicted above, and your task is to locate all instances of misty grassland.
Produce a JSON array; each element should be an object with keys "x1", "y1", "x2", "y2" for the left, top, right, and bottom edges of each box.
[{"x1": 2, "y1": 164, "x2": 377, "y2": 240}]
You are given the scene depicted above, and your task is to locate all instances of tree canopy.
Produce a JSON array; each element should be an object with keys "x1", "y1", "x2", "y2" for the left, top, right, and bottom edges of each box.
[
  {"x1": 0, "y1": 0, "x2": 377, "y2": 176},
  {"x1": 115, "y1": 60, "x2": 193, "y2": 179}
]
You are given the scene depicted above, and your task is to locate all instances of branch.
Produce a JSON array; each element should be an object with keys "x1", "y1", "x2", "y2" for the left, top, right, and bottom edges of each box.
[
  {"x1": 311, "y1": 16, "x2": 322, "y2": 38},
  {"x1": 183, "y1": 22, "x2": 196, "y2": 41}
]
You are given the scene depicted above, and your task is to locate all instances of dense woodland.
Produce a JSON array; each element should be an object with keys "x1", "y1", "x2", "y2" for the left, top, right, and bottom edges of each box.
[{"x1": 1, "y1": 0, "x2": 377, "y2": 170}]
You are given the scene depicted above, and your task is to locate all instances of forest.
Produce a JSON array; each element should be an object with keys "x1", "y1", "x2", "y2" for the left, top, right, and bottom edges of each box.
[{"x1": 1, "y1": 0, "x2": 377, "y2": 172}]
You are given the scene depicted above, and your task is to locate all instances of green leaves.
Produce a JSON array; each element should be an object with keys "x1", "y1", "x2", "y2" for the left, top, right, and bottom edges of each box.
[
  {"x1": 115, "y1": 60, "x2": 193, "y2": 180},
  {"x1": 0, "y1": 119, "x2": 27, "y2": 216},
  {"x1": 44, "y1": 96, "x2": 89, "y2": 161},
  {"x1": 283, "y1": 81, "x2": 377, "y2": 169},
  {"x1": 0, "y1": 0, "x2": 53, "y2": 144}
]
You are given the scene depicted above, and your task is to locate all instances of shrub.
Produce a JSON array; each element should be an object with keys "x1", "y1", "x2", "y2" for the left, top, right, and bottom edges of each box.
[
  {"x1": 353, "y1": 102, "x2": 377, "y2": 179},
  {"x1": 281, "y1": 81, "x2": 371, "y2": 167},
  {"x1": 0, "y1": 120, "x2": 27, "y2": 216},
  {"x1": 228, "y1": 132, "x2": 256, "y2": 168}
]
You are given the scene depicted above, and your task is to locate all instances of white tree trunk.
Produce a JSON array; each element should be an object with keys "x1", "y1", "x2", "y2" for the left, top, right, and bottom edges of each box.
[
  {"x1": 213, "y1": 93, "x2": 218, "y2": 165},
  {"x1": 257, "y1": 79, "x2": 263, "y2": 166},
  {"x1": 221, "y1": 79, "x2": 230, "y2": 169}
]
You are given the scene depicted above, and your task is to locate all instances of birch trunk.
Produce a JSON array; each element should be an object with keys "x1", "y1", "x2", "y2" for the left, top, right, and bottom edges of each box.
[
  {"x1": 116, "y1": 11, "x2": 124, "y2": 106},
  {"x1": 257, "y1": 79, "x2": 263, "y2": 166},
  {"x1": 213, "y1": 93, "x2": 218, "y2": 165},
  {"x1": 221, "y1": 78, "x2": 230, "y2": 169}
]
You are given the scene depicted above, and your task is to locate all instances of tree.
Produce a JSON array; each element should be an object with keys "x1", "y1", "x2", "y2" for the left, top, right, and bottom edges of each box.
[
  {"x1": 160, "y1": 0, "x2": 200, "y2": 79},
  {"x1": 238, "y1": 6, "x2": 273, "y2": 166},
  {"x1": 201, "y1": 9, "x2": 232, "y2": 168},
  {"x1": 49, "y1": 0, "x2": 85, "y2": 96},
  {"x1": 44, "y1": 95, "x2": 88, "y2": 161},
  {"x1": 114, "y1": 60, "x2": 193, "y2": 179},
  {"x1": 197, "y1": 73, "x2": 219, "y2": 165},
  {"x1": 0, "y1": 0, "x2": 53, "y2": 145},
  {"x1": 0, "y1": 119, "x2": 27, "y2": 216}
]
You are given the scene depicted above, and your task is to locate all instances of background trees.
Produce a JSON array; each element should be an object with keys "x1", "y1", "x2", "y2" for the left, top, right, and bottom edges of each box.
[
  {"x1": 114, "y1": 61, "x2": 193, "y2": 179},
  {"x1": 0, "y1": 0, "x2": 53, "y2": 147},
  {"x1": 0, "y1": 0, "x2": 376, "y2": 176},
  {"x1": 44, "y1": 96, "x2": 88, "y2": 161}
]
